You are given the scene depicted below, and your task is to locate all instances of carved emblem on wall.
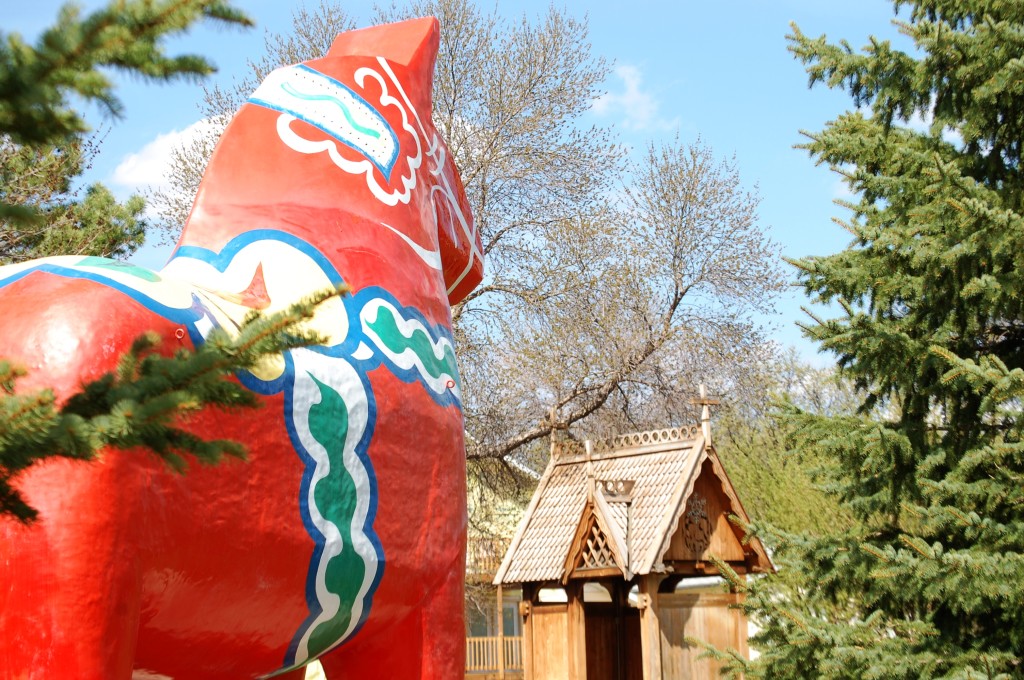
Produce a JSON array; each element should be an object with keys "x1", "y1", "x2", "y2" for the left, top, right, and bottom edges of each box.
[{"x1": 683, "y1": 494, "x2": 713, "y2": 555}]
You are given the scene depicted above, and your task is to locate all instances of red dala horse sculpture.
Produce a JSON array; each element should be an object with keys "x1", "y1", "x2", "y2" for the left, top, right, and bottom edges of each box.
[{"x1": 0, "y1": 17, "x2": 483, "y2": 680}]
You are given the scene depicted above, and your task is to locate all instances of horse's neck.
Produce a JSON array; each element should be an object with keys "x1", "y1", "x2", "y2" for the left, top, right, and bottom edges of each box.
[{"x1": 168, "y1": 108, "x2": 386, "y2": 269}]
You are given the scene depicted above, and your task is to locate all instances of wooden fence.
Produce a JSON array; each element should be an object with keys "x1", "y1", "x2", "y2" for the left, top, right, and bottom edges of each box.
[{"x1": 466, "y1": 636, "x2": 523, "y2": 673}]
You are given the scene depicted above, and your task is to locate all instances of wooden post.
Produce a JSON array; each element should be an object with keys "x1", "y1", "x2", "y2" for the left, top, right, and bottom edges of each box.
[
  {"x1": 497, "y1": 583, "x2": 506, "y2": 680},
  {"x1": 638, "y1": 574, "x2": 662, "y2": 680},
  {"x1": 567, "y1": 582, "x2": 588, "y2": 680},
  {"x1": 521, "y1": 584, "x2": 535, "y2": 680}
]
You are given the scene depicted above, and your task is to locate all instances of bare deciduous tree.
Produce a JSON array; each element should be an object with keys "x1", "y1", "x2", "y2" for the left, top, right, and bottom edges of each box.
[{"x1": 465, "y1": 138, "x2": 783, "y2": 464}]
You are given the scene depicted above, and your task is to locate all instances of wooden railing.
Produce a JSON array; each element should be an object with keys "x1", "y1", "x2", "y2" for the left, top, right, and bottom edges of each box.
[{"x1": 466, "y1": 636, "x2": 523, "y2": 673}]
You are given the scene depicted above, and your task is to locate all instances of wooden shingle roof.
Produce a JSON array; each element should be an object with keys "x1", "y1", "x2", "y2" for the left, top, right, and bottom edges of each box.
[{"x1": 494, "y1": 426, "x2": 772, "y2": 585}]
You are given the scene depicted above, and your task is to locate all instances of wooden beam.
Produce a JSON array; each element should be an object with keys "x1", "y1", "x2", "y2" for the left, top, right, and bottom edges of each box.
[
  {"x1": 661, "y1": 560, "x2": 749, "y2": 576},
  {"x1": 690, "y1": 384, "x2": 720, "y2": 445},
  {"x1": 570, "y1": 566, "x2": 624, "y2": 580}
]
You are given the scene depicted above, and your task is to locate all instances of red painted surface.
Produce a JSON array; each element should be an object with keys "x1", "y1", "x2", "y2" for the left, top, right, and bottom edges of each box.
[{"x1": 0, "y1": 18, "x2": 481, "y2": 680}]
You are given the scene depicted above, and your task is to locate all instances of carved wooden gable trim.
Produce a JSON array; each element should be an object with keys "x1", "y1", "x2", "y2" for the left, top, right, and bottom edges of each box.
[
  {"x1": 562, "y1": 494, "x2": 631, "y2": 582},
  {"x1": 579, "y1": 518, "x2": 617, "y2": 570}
]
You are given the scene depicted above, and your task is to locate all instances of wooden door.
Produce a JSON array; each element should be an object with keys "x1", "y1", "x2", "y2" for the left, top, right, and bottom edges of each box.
[
  {"x1": 584, "y1": 603, "x2": 616, "y2": 680},
  {"x1": 623, "y1": 609, "x2": 643, "y2": 680},
  {"x1": 529, "y1": 604, "x2": 570, "y2": 679},
  {"x1": 583, "y1": 602, "x2": 643, "y2": 680}
]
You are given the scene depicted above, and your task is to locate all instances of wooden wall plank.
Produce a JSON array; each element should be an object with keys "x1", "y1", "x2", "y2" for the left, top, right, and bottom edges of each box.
[{"x1": 657, "y1": 592, "x2": 747, "y2": 678}]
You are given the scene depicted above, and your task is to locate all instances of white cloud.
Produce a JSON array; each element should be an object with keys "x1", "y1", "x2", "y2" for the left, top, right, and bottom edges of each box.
[
  {"x1": 592, "y1": 64, "x2": 679, "y2": 132},
  {"x1": 111, "y1": 118, "x2": 220, "y2": 194}
]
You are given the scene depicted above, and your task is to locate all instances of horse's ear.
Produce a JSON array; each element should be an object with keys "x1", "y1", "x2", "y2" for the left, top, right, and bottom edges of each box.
[{"x1": 325, "y1": 17, "x2": 439, "y2": 111}]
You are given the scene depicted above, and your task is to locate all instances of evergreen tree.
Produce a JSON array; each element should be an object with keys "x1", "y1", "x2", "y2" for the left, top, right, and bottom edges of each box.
[
  {"x1": 0, "y1": 2, "x2": 343, "y2": 524},
  {"x1": 0, "y1": 135, "x2": 146, "y2": 262},
  {"x1": 719, "y1": 2, "x2": 1024, "y2": 677}
]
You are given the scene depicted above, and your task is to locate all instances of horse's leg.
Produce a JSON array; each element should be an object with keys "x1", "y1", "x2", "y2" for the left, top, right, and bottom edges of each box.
[
  {"x1": 315, "y1": 608, "x2": 424, "y2": 679},
  {"x1": 316, "y1": 559, "x2": 464, "y2": 680},
  {"x1": 0, "y1": 464, "x2": 142, "y2": 679}
]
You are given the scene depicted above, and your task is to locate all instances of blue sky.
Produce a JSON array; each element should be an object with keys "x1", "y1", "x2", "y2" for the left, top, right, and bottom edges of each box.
[{"x1": 7, "y1": 0, "x2": 912, "y2": 360}]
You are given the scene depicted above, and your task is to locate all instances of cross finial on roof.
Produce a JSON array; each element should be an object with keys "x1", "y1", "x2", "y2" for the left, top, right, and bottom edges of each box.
[
  {"x1": 584, "y1": 439, "x2": 595, "y2": 499},
  {"x1": 689, "y1": 383, "x2": 720, "y2": 445},
  {"x1": 547, "y1": 406, "x2": 570, "y2": 453}
]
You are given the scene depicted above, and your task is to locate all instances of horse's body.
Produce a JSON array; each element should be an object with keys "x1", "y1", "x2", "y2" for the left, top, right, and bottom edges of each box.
[{"x1": 0, "y1": 18, "x2": 482, "y2": 679}]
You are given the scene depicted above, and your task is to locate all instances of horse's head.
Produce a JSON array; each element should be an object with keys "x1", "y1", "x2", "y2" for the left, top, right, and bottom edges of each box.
[
  {"x1": 317, "y1": 18, "x2": 484, "y2": 305},
  {"x1": 175, "y1": 17, "x2": 484, "y2": 308}
]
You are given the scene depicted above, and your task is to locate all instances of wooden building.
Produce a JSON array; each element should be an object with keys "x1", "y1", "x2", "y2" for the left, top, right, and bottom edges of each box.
[
  {"x1": 493, "y1": 413, "x2": 773, "y2": 680},
  {"x1": 466, "y1": 535, "x2": 524, "y2": 678}
]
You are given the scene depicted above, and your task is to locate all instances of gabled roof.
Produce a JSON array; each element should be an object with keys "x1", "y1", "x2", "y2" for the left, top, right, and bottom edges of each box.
[{"x1": 493, "y1": 426, "x2": 773, "y2": 585}]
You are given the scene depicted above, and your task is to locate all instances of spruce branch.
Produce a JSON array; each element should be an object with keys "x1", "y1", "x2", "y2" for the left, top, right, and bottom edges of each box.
[{"x1": 0, "y1": 285, "x2": 347, "y2": 523}]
